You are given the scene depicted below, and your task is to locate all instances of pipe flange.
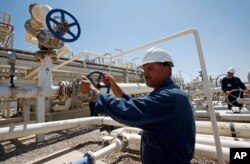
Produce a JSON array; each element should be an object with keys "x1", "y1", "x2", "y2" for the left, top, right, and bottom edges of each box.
[
  {"x1": 71, "y1": 78, "x2": 82, "y2": 103},
  {"x1": 58, "y1": 81, "x2": 70, "y2": 101},
  {"x1": 33, "y1": 49, "x2": 57, "y2": 61}
]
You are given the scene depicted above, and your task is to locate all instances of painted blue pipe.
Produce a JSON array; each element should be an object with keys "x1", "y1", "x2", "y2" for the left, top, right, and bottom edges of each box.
[{"x1": 72, "y1": 153, "x2": 92, "y2": 164}]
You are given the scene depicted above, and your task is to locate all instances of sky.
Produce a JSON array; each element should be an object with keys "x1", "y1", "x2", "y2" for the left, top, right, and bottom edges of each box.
[{"x1": 1, "y1": 0, "x2": 250, "y2": 83}]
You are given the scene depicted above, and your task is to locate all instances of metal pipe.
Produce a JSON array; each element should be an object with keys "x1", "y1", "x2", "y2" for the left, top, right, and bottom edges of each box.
[
  {"x1": 0, "y1": 117, "x2": 125, "y2": 141},
  {"x1": 52, "y1": 51, "x2": 104, "y2": 71},
  {"x1": 86, "y1": 132, "x2": 141, "y2": 163},
  {"x1": 197, "y1": 134, "x2": 250, "y2": 142},
  {"x1": 111, "y1": 29, "x2": 197, "y2": 59},
  {"x1": 0, "y1": 55, "x2": 59, "y2": 99},
  {"x1": 111, "y1": 127, "x2": 142, "y2": 134},
  {"x1": 196, "y1": 135, "x2": 250, "y2": 148},
  {"x1": 195, "y1": 144, "x2": 229, "y2": 163},
  {"x1": 88, "y1": 138, "x2": 123, "y2": 163},
  {"x1": 107, "y1": 83, "x2": 152, "y2": 95},
  {"x1": 192, "y1": 30, "x2": 224, "y2": 164},
  {"x1": 195, "y1": 110, "x2": 250, "y2": 122},
  {"x1": 0, "y1": 83, "x2": 151, "y2": 99},
  {"x1": 196, "y1": 121, "x2": 250, "y2": 138}
]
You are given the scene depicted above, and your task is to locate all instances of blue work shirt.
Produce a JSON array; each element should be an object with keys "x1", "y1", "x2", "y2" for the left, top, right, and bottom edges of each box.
[
  {"x1": 95, "y1": 78, "x2": 196, "y2": 164},
  {"x1": 221, "y1": 76, "x2": 247, "y2": 93},
  {"x1": 221, "y1": 76, "x2": 247, "y2": 109}
]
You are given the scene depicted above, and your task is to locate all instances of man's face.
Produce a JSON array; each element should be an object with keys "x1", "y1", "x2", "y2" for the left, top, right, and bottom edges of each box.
[
  {"x1": 227, "y1": 72, "x2": 234, "y2": 79},
  {"x1": 142, "y1": 63, "x2": 170, "y2": 88}
]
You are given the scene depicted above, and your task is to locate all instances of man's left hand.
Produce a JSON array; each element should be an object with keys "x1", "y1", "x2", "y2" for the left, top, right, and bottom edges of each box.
[{"x1": 79, "y1": 75, "x2": 95, "y2": 95}]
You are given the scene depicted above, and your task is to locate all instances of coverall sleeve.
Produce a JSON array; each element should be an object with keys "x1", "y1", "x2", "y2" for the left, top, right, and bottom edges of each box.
[
  {"x1": 95, "y1": 91, "x2": 176, "y2": 129},
  {"x1": 238, "y1": 78, "x2": 247, "y2": 90},
  {"x1": 221, "y1": 78, "x2": 227, "y2": 93}
]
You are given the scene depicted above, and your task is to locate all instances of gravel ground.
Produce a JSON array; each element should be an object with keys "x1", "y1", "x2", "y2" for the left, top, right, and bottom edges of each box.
[{"x1": 0, "y1": 126, "x2": 218, "y2": 164}]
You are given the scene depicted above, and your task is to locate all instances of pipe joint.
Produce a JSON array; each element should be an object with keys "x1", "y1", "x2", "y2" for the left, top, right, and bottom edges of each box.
[
  {"x1": 58, "y1": 81, "x2": 70, "y2": 101},
  {"x1": 113, "y1": 138, "x2": 124, "y2": 151}
]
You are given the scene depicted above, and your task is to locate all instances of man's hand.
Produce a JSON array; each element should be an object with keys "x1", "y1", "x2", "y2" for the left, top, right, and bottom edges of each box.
[
  {"x1": 79, "y1": 75, "x2": 95, "y2": 95},
  {"x1": 103, "y1": 73, "x2": 124, "y2": 98},
  {"x1": 244, "y1": 90, "x2": 250, "y2": 95},
  {"x1": 103, "y1": 73, "x2": 116, "y2": 87},
  {"x1": 226, "y1": 91, "x2": 231, "y2": 96}
]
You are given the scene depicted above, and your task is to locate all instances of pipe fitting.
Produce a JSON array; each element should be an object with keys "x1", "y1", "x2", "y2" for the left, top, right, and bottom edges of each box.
[{"x1": 58, "y1": 81, "x2": 70, "y2": 101}]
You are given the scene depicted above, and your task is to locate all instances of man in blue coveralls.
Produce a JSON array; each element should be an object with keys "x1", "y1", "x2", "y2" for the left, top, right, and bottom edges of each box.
[
  {"x1": 78, "y1": 47, "x2": 196, "y2": 164},
  {"x1": 221, "y1": 67, "x2": 249, "y2": 113}
]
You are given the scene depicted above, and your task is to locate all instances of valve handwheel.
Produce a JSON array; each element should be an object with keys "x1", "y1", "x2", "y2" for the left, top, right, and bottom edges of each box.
[
  {"x1": 46, "y1": 9, "x2": 81, "y2": 42},
  {"x1": 87, "y1": 71, "x2": 110, "y2": 94},
  {"x1": 226, "y1": 89, "x2": 244, "y2": 107}
]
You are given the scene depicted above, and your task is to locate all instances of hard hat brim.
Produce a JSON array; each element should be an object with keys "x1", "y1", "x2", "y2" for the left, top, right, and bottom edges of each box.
[{"x1": 138, "y1": 60, "x2": 174, "y2": 68}]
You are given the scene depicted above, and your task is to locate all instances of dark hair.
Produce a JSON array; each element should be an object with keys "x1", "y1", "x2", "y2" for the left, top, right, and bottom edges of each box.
[
  {"x1": 160, "y1": 62, "x2": 172, "y2": 76},
  {"x1": 160, "y1": 62, "x2": 171, "y2": 67}
]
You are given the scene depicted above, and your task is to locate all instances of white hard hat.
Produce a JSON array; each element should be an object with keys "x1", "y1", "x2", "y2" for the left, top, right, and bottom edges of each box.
[
  {"x1": 227, "y1": 67, "x2": 236, "y2": 73},
  {"x1": 140, "y1": 47, "x2": 174, "y2": 67}
]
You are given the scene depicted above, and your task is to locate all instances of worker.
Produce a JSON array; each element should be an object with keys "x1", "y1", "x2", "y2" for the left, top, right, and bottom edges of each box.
[
  {"x1": 221, "y1": 67, "x2": 249, "y2": 112},
  {"x1": 76, "y1": 47, "x2": 196, "y2": 163}
]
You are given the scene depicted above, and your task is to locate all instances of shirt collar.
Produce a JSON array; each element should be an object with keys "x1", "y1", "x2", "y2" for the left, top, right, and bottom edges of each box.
[{"x1": 156, "y1": 78, "x2": 174, "y2": 89}]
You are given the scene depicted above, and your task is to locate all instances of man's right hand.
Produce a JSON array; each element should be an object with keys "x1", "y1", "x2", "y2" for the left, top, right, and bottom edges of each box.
[
  {"x1": 103, "y1": 73, "x2": 116, "y2": 87},
  {"x1": 226, "y1": 91, "x2": 231, "y2": 96},
  {"x1": 103, "y1": 73, "x2": 124, "y2": 98}
]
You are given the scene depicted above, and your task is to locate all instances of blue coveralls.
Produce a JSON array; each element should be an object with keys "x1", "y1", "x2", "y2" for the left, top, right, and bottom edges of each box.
[
  {"x1": 221, "y1": 76, "x2": 247, "y2": 109},
  {"x1": 95, "y1": 78, "x2": 196, "y2": 164}
]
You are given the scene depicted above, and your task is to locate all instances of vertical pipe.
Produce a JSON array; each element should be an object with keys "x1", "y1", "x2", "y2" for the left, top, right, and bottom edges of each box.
[
  {"x1": 36, "y1": 55, "x2": 54, "y2": 142},
  {"x1": 193, "y1": 30, "x2": 225, "y2": 164}
]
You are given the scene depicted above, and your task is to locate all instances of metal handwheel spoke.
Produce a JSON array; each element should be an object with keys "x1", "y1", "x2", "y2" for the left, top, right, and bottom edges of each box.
[
  {"x1": 68, "y1": 22, "x2": 77, "y2": 27},
  {"x1": 230, "y1": 95, "x2": 238, "y2": 99},
  {"x1": 60, "y1": 11, "x2": 65, "y2": 22},
  {"x1": 231, "y1": 99, "x2": 237, "y2": 104},
  {"x1": 227, "y1": 89, "x2": 244, "y2": 107},
  {"x1": 48, "y1": 17, "x2": 60, "y2": 25},
  {"x1": 66, "y1": 30, "x2": 75, "y2": 38}
]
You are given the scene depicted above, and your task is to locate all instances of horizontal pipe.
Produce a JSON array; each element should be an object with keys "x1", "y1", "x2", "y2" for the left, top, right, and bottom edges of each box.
[
  {"x1": 196, "y1": 135, "x2": 250, "y2": 148},
  {"x1": 196, "y1": 121, "x2": 250, "y2": 138},
  {"x1": 111, "y1": 29, "x2": 196, "y2": 59},
  {"x1": 2, "y1": 118, "x2": 249, "y2": 142},
  {"x1": 195, "y1": 110, "x2": 250, "y2": 122},
  {"x1": 117, "y1": 83, "x2": 152, "y2": 94},
  {"x1": 0, "y1": 85, "x2": 59, "y2": 99},
  {"x1": 195, "y1": 144, "x2": 229, "y2": 163},
  {"x1": 0, "y1": 117, "x2": 125, "y2": 141},
  {"x1": 120, "y1": 133, "x2": 141, "y2": 144},
  {"x1": 111, "y1": 127, "x2": 142, "y2": 134},
  {"x1": 197, "y1": 134, "x2": 250, "y2": 142},
  {"x1": 0, "y1": 83, "x2": 151, "y2": 99}
]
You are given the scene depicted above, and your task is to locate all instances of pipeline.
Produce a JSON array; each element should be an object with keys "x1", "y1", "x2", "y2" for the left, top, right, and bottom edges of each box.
[
  {"x1": 73, "y1": 128, "x2": 141, "y2": 164},
  {"x1": 196, "y1": 121, "x2": 250, "y2": 138},
  {"x1": 0, "y1": 117, "x2": 125, "y2": 141},
  {"x1": 195, "y1": 110, "x2": 250, "y2": 122}
]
